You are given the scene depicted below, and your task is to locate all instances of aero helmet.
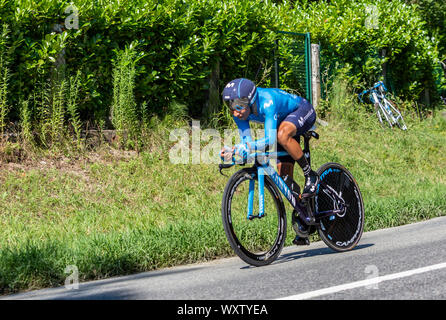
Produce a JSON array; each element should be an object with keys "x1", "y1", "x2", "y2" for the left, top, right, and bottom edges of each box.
[{"x1": 222, "y1": 78, "x2": 257, "y2": 111}]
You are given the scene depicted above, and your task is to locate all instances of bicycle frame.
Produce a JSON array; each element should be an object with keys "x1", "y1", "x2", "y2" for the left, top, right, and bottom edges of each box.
[
  {"x1": 222, "y1": 151, "x2": 346, "y2": 226},
  {"x1": 247, "y1": 151, "x2": 297, "y2": 219},
  {"x1": 371, "y1": 91, "x2": 394, "y2": 123},
  {"x1": 359, "y1": 81, "x2": 405, "y2": 128},
  {"x1": 359, "y1": 81, "x2": 387, "y2": 105}
]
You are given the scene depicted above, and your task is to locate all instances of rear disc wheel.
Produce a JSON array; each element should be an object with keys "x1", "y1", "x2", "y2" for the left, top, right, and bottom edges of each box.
[{"x1": 315, "y1": 163, "x2": 364, "y2": 252}]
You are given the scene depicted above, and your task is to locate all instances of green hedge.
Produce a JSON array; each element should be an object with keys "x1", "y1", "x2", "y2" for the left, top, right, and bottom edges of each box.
[
  {"x1": 0, "y1": 0, "x2": 443, "y2": 129},
  {"x1": 0, "y1": 0, "x2": 279, "y2": 124},
  {"x1": 280, "y1": 0, "x2": 443, "y2": 103}
]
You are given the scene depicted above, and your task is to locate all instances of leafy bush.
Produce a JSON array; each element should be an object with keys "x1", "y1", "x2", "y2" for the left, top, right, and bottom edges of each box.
[
  {"x1": 1, "y1": 0, "x2": 282, "y2": 125},
  {"x1": 406, "y1": 0, "x2": 446, "y2": 59},
  {"x1": 0, "y1": 56, "x2": 9, "y2": 136},
  {"x1": 111, "y1": 43, "x2": 143, "y2": 149},
  {"x1": 0, "y1": 0, "x2": 443, "y2": 137},
  {"x1": 66, "y1": 71, "x2": 83, "y2": 149},
  {"x1": 283, "y1": 0, "x2": 444, "y2": 106}
]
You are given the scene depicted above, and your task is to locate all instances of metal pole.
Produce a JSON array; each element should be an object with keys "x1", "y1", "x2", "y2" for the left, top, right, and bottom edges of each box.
[{"x1": 305, "y1": 33, "x2": 312, "y2": 104}]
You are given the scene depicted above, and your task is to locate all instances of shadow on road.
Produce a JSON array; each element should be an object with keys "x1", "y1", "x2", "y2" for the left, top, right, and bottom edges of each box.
[
  {"x1": 240, "y1": 243, "x2": 374, "y2": 269},
  {"x1": 275, "y1": 243, "x2": 374, "y2": 265}
]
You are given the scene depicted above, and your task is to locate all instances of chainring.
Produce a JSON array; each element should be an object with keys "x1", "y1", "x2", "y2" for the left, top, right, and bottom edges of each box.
[{"x1": 291, "y1": 209, "x2": 316, "y2": 238}]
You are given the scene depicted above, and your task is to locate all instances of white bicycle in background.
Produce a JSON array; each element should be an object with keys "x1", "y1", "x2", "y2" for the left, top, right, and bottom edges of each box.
[{"x1": 359, "y1": 81, "x2": 407, "y2": 131}]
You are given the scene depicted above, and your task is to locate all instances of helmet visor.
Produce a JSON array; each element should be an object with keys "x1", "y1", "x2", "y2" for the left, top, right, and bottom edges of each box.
[{"x1": 223, "y1": 98, "x2": 250, "y2": 112}]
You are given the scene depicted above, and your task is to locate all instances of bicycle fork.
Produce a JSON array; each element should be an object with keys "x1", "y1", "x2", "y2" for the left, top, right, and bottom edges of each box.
[
  {"x1": 246, "y1": 166, "x2": 270, "y2": 220},
  {"x1": 246, "y1": 166, "x2": 266, "y2": 220}
]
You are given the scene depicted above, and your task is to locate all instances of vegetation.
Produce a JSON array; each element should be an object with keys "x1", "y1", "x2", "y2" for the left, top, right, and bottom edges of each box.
[
  {"x1": 0, "y1": 0, "x2": 444, "y2": 132},
  {"x1": 405, "y1": 0, "x2": 446, "y2": 58},
  {"x1": 0, "y1": 0, "x2": 445, "y2": 294},
  {"x1": 291, "y1": 0, "x2": 443, "y2": 102}
]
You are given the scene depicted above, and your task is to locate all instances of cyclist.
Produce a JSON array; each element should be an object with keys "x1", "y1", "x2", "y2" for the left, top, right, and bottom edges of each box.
[{"x1": 220, "y1": 78, "x2": 319, "y2": 245}]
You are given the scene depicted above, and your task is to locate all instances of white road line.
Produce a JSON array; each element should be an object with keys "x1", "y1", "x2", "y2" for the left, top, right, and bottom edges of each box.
[{"x1": 277, "y1": 262, "x2": 446, "y2": 300}]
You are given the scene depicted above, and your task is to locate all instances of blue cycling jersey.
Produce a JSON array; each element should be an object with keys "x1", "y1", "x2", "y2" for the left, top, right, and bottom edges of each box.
[{"x1": 233, "y1": 87, "x2": 304, "y2": 151}]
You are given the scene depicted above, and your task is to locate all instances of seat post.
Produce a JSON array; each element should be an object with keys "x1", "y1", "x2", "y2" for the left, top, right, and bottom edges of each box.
[
  {"x1": 302, "y1": 130, "x2": 319, "y2": 168},
  {"x1": 303, "y1": 134, "x2": 311, "y2": 168}
]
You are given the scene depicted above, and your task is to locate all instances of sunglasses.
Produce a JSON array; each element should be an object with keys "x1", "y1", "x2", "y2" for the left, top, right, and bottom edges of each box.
[{"x1": 223, "y1": 98, "x2": 250, "y2": 112}]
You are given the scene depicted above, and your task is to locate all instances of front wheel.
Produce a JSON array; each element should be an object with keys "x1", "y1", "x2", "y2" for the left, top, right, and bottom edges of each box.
[
  {"x1": 221, "y1": 167, "x2": 287, "y2": 266},
  {"x1": 315, "y1": 163, "x2": 364, "y2": 252}
]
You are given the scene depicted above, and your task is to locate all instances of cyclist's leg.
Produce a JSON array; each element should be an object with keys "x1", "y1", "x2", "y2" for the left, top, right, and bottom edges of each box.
[
  {"x1": 277, "y1": 122, "x2": 303, "y2": 162},
  {"x1": 277, "y1": 99, "x2": 316, "y2": 161},
  {"x1": 277, "y1": 161, "x2": 294, "y2": 179},
  {"x1": 277, "y1": 122, "x2": 311, "y2": 185},
  {"x1": 276, "y1": 139, "x2": 295, "y2": 178},
  {"x1": 281, "y1": 98, "x2": 316, "y2": 131},
  {"x1": 276, "y1": 141, "x2": 300, "y2": 196},
  {"x1": 278, "y1": 99, "x2": 318, "y2": 197}
]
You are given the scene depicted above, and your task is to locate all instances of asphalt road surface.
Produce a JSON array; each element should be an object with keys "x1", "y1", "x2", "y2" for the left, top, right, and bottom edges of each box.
[{"x1": 4, "y1": 216, "x2": 446, "y2": 300}]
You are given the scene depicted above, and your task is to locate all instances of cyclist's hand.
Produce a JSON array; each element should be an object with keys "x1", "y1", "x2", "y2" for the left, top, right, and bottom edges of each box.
[
  {"x1": 220, "y1": 146, "x2": 234, "y2": 162},
  {"x1": 234, "y1": 143, "x2": 250, "y2": 161}
]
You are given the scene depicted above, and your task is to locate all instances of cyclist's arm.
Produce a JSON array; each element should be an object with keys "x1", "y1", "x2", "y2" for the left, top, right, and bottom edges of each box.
[
  {"x1": 247, "y1": 102, "x2": 277, "y2": 152},
  {"x1": 233, "y1": 116, "x2": 253, "y2": 145}
]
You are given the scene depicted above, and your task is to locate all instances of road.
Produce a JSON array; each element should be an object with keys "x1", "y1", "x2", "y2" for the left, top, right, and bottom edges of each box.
[{"x1": 3, "y1": 216, "x2": 446, "y2": 300}]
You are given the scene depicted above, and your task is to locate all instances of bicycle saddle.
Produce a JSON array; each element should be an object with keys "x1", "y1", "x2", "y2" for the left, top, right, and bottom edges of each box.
[{"x1": 302, "y1": 130, "x2": 319, "y2": 140}]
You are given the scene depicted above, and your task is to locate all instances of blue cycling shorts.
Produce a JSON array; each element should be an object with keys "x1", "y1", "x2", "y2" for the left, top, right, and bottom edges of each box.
[{"x1": 277, "y1": 98, "x2": 316, "y2": 164}]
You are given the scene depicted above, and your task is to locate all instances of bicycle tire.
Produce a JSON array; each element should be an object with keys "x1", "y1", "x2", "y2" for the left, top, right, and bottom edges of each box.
[
  {"x1": 385, "y1": 99, "x2": 407, "y2": 130},
  {"x1": 221, "y1": 167, "x2": 287, "y2": 266},
  {"x1": 315, "y1": 163, "x2": 364, "y2": 252}
]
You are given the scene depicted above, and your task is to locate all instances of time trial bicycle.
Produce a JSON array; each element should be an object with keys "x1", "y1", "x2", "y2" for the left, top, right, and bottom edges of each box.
[
  {"x1": 219, "y1": 130, "x2": 364, "y2": 266},
  {"x1": 359, "y1": 81, "x2": 407, "y2": 130}
]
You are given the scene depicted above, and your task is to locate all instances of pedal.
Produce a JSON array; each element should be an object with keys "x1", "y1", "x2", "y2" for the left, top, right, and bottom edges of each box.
[{"x1": 293, "y1": 236, "x2": 310, "y2": 246}]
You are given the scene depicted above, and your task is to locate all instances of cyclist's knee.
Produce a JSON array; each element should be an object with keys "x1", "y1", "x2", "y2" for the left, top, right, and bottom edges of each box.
[
  {"x1": 277, "y1": 130, "x2": 288, "y2": 146},
  {"x1": 277, "y1": 125, "x2": 295, "y2": 146}
]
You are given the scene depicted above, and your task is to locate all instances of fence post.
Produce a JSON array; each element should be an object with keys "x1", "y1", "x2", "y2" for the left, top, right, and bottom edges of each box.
[
  {"x1": 311, "y1": 43, "x2": 321, "y2": 109},
  {"x1": 305, "y1": 33, "x2": 312, "y2": 104},
  {"x1": 424, "y1": 87, "x2": 430, "y2": 107},
  {"x1": 311, "y1": 43, "x2": 328, "y2": 127}
]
